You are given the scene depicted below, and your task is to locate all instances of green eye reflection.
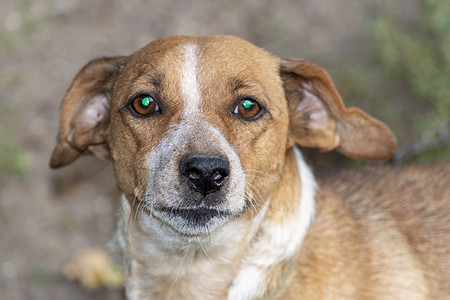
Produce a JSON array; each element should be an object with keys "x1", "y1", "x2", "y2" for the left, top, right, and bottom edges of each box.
[
  {"x1": 141, "y1": 97, "x2": 151, "y2": 107},
  {"x1": 130, "y1": 95, "x2": 160, "y2": 117},
  {"x1": 242, "y1": 99, "x2": 253, "y2": 109},
  {"x1": 233, "y1": 98, "x2": 263, "y2": 120}
]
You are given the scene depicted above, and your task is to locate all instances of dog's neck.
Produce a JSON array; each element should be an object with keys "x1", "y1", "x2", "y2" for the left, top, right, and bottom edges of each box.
[{"x1": 116, "y1": 147, "x2": 316, "y2": 299}]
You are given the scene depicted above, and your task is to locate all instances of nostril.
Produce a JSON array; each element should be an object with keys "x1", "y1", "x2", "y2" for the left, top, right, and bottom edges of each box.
[
  {"x1": 212, "y1": 169, "x2": 228, "y2": 187},
  {"x1": 188, "y1": 169, "x2": 201, "y2": 181},
  {"x1": 213, "y1": 172, "x2": 223, "y2": 185}
]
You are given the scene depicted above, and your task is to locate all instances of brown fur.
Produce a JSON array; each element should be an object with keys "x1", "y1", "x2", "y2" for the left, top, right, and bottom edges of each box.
[
  {"x1": 280, "y1": 163, "x2": 450, "y2": 299},
  {"x1": 50, "y1": 35, "x2": 449, "y2": 299}
]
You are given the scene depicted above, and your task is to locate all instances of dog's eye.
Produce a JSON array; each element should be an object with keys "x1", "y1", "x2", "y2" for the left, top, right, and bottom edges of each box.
[
  {"x1": 233, "y1": 98, "x2": 264, "y2": 120},
  {"x1": 129, "y1": 95, "x2": 160, "y2": 117}
]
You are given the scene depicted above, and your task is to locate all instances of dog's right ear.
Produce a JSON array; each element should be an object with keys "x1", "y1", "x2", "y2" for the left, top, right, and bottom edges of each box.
[{"x1": 49, "y1": 56, "x2": 126, "y2": 169}]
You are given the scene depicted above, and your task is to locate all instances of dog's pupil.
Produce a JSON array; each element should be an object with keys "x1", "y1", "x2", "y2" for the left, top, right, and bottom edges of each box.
[
  {"x1": 242, "y1": 100, "x2": 253, "y2": 109},
  {"x1": 141, "y1": 97, "x2": 151, "y2": 107}
]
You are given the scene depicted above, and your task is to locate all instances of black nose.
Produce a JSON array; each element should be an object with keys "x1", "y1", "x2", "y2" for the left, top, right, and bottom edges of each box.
[{"x1": 179, "y1": 154, "x2": 230, "y2": 196}]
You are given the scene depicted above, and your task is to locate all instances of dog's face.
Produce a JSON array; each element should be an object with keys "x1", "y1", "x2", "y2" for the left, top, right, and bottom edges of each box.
[
  {"x1": 110, "y1": 36, "x2": 289, "y2": 235},
  {"x1": 50, "y1": 35, "x2": 396, "y2": 236}
]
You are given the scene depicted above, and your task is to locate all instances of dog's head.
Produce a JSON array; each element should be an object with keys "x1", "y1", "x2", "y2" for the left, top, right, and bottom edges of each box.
[{"x1": 50, "y1": 35, "x2": 396, "y2": 236}]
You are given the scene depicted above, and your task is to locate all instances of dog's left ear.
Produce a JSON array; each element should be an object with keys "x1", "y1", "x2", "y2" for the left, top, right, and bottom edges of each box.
[
  {"x1": 50, "y1": 56, "x2": 126, "y2": 169},
  {"x1": 281, "y1": 59, "x2": 397, "y2": 161}
]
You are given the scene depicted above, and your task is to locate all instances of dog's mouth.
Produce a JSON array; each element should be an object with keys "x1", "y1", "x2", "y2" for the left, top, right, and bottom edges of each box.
[
  {"x1": 159, "y1": 206, "x2": 227, "y2": 225},
  {"x1": 148, "y1": 205, "x2": 240, "y2": 236}
]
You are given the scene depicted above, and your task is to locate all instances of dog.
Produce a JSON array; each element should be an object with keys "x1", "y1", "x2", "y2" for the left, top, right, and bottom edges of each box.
[{"x1": 50, "y1": 35, "x2": 450, "y2": 299}]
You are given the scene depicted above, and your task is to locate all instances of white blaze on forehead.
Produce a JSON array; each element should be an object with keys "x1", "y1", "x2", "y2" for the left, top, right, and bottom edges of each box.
[{"x1": 179, "y1": 43, "x2": 202, "y2": 117}]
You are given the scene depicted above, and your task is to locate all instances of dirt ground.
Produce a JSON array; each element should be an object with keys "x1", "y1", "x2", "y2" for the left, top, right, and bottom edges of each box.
[{"x1": 0, "y1": 0, "x2": 420, "y2": 299}]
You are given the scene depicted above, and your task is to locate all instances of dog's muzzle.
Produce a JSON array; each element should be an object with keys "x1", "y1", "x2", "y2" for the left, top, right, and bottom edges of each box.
[{"x1": 145, "y1": 152, "x2": 241, "y2": 236}]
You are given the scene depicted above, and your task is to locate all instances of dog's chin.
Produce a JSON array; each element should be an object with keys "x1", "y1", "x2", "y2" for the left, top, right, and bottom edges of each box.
[{"x1": 149, "y1": 206, "x2": 238, "y2": 236}]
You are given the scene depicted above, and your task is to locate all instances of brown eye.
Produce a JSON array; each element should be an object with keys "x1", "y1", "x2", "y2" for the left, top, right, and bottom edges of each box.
[
  {"x1": 233, "y1": 98, "x2": 263, "y2": 120},
  {"x1": 130, "y1": 95, "x2": 160, "y2": 117}
]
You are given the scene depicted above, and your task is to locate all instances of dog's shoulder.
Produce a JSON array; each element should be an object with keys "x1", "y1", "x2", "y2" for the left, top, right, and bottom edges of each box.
[
  {"x1": 299, "y1": 162, "x2": 450, "y2": 298},
  {"x1": 314, "y1": 162, "x2": 450, "y2": 236},
  {"x1": 316, "y1": 162, "x2": 450, "y2": 216}
]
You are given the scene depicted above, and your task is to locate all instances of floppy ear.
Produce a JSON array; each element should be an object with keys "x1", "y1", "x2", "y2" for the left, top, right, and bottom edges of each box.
[
  {"x1": 281, "y1": 59, "x2": 397, "y2": 161},
  {"x1": 49, "y1": 56, "x2": 126, "y2": 169}
]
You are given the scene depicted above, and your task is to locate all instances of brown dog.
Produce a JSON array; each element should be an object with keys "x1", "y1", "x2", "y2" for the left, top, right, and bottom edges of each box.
[{"x1": 50, "y1": 35, "x2": 449, "y2": 299}]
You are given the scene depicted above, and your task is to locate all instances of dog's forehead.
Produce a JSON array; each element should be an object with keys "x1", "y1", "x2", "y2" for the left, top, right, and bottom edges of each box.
[{"x1": 126, "y1": 35, "x2": 280, "y2": 80}]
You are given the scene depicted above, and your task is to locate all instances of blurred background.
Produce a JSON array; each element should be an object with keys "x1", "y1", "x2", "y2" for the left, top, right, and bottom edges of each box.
[{"x1": 0, "y1": 0, "x2": 449, "y2": 299}]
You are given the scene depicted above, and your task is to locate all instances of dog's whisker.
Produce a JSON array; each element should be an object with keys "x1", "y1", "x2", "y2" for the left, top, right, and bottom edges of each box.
[
  {"x1": 244, "y1": 193, "x2": 258, "y2": 217},
  {"x1": 244, "y1": 174, "x2": 288, "y2": 198},
  {"x1": 245, "y1": 182, "x2": 265, "y2": 205},
  {"x1": 246, "y1": 192, "x2": 263, "y2": 216},
  {"x1": 130, "y1": 197, "x2": 140, "y2": 226},
  {"x1": 244, "y1": 169, "x2": 284, "y2": 186},
  {"x1": 95, "y1": 160, "x2": 112, "y2": 177},
  {"x1": 244, "y1": 170, "x2": 289, "y2": 198},
  {"x1": 244, "y1": 184, "x2": 263, "y2": 212},
  {"x1": 245, "y1": 183, "x2": 284, "y2": 213},
  {"x1": 244, "y1": 187, "x2": 262, "y2": 211},
  {"x1": 134, "y1": 202, "x2": 144, "y2": 226},
  {"x1": 130, "y1": 178, "x2": 152, "y2": 227},
  {"x1": 117, "y1": 200, "x2": 131, "y2": 214},
  {"x1": 129, "y1": 202, "x2": 139, "y2": 229},
  {"x1": 130, "y1": 201, "x2": 144, "y2": 230},
  {"x1": 197, "y1": 239, "x2": 213, "y2": 265},
  {"x1": 171, "y1": 241, "x2": 192, "y2": 289}
]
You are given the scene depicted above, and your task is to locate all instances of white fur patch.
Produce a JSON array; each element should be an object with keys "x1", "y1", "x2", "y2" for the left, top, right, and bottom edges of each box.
[
  {"x1": 179, "y1": 44, "x2": 202, "y2": 118},
  {"x1": 229, "y1": 267, "x2": 265, "y2": 300},
  {"x1": 228, "y1": 147, "x2": 316, "y2": 299},
  {"x1": 294, "y1": 146, "x2": 317, "y2": 254}
]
